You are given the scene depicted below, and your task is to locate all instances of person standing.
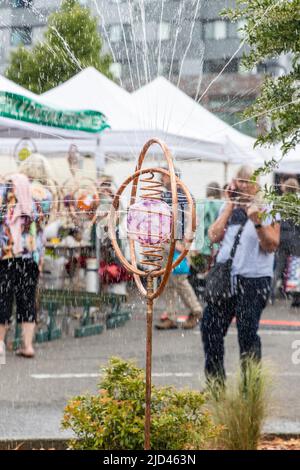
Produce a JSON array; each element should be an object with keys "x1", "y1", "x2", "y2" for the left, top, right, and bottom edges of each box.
[
  {"x1": 0, "y1": 174, "x2": 41, "y2": 358},
  {"x1": 155, "y1": 169, "x2": 202, "y2": 330},
  {"x1": 19, "y1": 153, "x2": 54, "y2": 266},
  {"x1": 200, "y1": 182, "x2": 223, "y2": 270},
  {"x1": 188, "y1": 182, "x2": 223, "y2": 307},
  {"x1": 201, "y1": 166, "x2": 280, "y2": 383},
  {"x1": 276, "y1": 178, "x2": 300, "y2": 307}
]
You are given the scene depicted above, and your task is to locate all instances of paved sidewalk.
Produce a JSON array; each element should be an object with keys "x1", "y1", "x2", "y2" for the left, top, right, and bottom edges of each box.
[{"x1": 0, "y1": 296, "x2": 300, "y2": 439}]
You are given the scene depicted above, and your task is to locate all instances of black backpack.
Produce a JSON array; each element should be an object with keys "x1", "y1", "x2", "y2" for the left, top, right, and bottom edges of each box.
[{"x1": 204, "y1": 221, "x2": 246, "y2": 304}]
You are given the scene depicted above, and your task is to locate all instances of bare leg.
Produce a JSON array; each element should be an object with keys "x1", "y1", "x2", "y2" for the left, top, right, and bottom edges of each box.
[
  {"x1": 20, "y1": 322, "x2": 35, "y2": 357},
  {"x1": 0, "y1": 325, "x2": 7, "y2": 343},
  {"x1": 0, "y1": 325, "x2": 7, "y2": 354}
]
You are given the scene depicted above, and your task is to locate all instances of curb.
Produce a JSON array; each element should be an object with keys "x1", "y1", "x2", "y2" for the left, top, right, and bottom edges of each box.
[
  {"x1": 1, "y1": 435, "x2": 300, "y2": 450},
  {"x1": 0, "y1": 439, "x2": 69, "y2": 450},
  {"x1": 231, "y1": 318, "x2": 300, "y2": 331}
]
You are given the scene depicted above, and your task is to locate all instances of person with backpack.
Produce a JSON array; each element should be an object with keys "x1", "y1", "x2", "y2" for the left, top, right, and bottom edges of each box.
[
  {"x1": 276, "y1": 178, "x2": 300, "y2": 307},
  {"x1": 201, "y1": 166, "x2": 280, "y2": 384}
]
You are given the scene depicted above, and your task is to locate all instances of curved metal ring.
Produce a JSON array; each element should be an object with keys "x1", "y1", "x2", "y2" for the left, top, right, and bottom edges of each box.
[{"x1": 108, "y1": 139, "x2": 195, "y2": 299}]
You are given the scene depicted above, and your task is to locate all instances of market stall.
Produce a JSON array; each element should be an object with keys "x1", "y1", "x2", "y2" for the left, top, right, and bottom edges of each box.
[
  {"x1": 0, "y1": 73, "x2": 108, "y2": 172},
  {"x1": 0, "y1": 74, "x2": 130, "y2": 344}
]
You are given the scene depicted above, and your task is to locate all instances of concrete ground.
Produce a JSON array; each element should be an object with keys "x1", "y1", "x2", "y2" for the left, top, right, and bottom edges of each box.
[{"x1": 1, "y1": 294, "x2": 300, "y2": 439}]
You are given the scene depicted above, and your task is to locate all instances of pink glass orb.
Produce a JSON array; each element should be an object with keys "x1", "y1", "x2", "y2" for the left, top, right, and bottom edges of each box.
[{"x1": 127, "y1": 198, "x2": 172, "y2": 245}]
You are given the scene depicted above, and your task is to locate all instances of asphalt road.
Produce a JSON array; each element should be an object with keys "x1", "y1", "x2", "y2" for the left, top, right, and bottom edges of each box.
[{"x1": 1, "y1": 296, "x2": 300, "y2": 439}]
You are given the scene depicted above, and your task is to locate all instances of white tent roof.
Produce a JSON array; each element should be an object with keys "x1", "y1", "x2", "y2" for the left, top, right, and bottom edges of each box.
[
  {"x1": 273, "y1": 145, "x2": 300, "y2": 174},
  {"x1": 132, "y1": 77, "x2": 270, "y2": 164},
  {"x1": 0, "y1": 72, "x2": 223, "y2": 167},
  {"x1": 0, "y1": 74, "x2": 38, "y2": 99},
  {"x1": 42, "y1": 66, "x2": 139, "y2": 130},
  {"x1": 42, "y1": 67, "x2": 224, "y2": 161}
]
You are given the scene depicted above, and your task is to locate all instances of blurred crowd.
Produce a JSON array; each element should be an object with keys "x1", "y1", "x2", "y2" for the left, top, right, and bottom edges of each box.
[{"x1": 0, "y1": 154, "x2": 299, "y2": 378}]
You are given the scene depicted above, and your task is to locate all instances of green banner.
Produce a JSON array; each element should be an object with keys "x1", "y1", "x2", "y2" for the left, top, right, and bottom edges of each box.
[{"x1": 0, "y1": 91, "x2": 110, "y2": 133}]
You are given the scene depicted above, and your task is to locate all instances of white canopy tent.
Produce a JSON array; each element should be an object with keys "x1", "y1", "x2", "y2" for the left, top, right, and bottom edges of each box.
[
  {"x1": 0, "y1": 70, "x2": 224, "y2": 179},
  {"x1": 0, "y1": 74, "x2": 111, "y2": 172},
  {"x1": 131, "y1": 77, "x2": 271, "y2": 165},
  {"x1": 41, "y1": 67, "x2": 227, "y2": 162},
  {"x1": 0, "y1": 70, "x2": 279, "y2": 195},
  {"x1": 38, "y1": 69, "x2": 275, "y2": 195},
  {"x1": 42, "y1": 66, "x2": 139, "y2": 131}
]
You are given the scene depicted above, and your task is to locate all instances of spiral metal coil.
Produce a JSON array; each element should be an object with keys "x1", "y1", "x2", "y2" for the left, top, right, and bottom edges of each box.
[
  {"x1": 140, "y1": 171, "x2": 164, "y2": 200},
  {"x1": 140, "y1": 244, "x2": 164, "y2": 271},
  {"x1": 139, "y1": 170, "x2": 166, "y2": 273}
]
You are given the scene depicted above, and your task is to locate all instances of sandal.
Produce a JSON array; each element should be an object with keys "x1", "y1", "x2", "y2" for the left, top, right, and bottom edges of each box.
[{"x1": 15, "y1": 349, "x2": 35, "y2": 359}]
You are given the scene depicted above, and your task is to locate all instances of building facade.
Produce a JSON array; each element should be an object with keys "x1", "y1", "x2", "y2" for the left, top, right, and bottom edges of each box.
[
  {"x1": 96, "y1": 0, "x2": 258, "y2": 135},
  {"x1": 0, "y1": 0, "x2": 289, "y2": 136}
]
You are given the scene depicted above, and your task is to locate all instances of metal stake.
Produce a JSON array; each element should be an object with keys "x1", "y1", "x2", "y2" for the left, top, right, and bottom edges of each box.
[{"x1": 144, "y1": 275, "x2": 154, "y2": 450}]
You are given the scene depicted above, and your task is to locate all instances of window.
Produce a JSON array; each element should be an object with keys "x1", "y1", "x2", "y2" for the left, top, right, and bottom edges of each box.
[
  {"x1": 0, "y1": 31, "x2": 6, "y2": 60},
  {"x1": 158, "y1": 62, "x2": 171, "y2": 75},
  {"x1": 227, "y1": 22, "x2": 237, "y2": 39},
  {"x1": 237, "y1": 20, "x2": 247, "y2": 39},
  {"x1": 203, "y1": 20, "x2": 227, "y2": 40},
  {"x1": 11, "y1": 0, "x2": 32, "y2": 7},
  {"x1": 110, "y1": 25, "x2": 122, "y2": 43},
  {"x1": 203, "y1": 58, "x2": 239, "y2": 74},
  {"x1": 110, "y1": 24, "x2": 132, "y2": 43},
  {"x1": 214, "y1": 21, "x2": 226, "y2": 40},
  {"x1": 158, "y1": 22, "x2": 170, "y2": 41},
  {"x1": 170, "y1": 59, "x2": 179, "y2": 75},
  {"x1": 123, "y1": 24, "x2": 132, "y2": 43},
  {"x1": 10, "y1": 27, "x2": 32, "y2": 46},
  {"x1": 203, "y1": 22, "x2": 214, "y2": 40}
]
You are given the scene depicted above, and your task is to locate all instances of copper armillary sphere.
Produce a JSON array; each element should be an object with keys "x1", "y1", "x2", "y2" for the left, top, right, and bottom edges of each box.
[{"x1": 108, "y1": 139, "x2": 196, "y2": 450}]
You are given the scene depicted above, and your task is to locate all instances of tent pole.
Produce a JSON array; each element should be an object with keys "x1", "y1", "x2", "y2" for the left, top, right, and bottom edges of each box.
[
  {"x1": 224, "y1": 162, "x2": 229, "y2": 185},
  {"x1": 96, "y1": 137, "x2": 105, "y2": 177}
]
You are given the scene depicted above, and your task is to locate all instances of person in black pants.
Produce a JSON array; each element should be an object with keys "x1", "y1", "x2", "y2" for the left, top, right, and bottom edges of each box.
[
  {"x1": 201, "y1": 166, "x2": 280, "y2": 383},
  {"x1": 0, "y1": 174, "x2": 42, "y2": 358},
  {"x1": 0, "y1": 258, "x2": 39, "y2": 322},
  {"x1": 202, "y1": 276, "x2": 271, "y2": 381},
  {"x1": 275, "y1": 178, "x2": 300, "y2": 307}
]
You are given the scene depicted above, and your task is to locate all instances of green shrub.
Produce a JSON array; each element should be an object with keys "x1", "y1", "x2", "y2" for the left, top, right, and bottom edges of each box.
[
  {"x1": 62, "y1": 357, "x2": 220, "y2": 450},
  {"x1": 207, "y1": 359, "x2": 272, "y2": 450}
]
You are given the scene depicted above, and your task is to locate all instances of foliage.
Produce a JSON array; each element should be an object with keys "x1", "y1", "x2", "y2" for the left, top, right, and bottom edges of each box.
[
  {"x1": 223, "y1": 0, "x2": 300, "y2": 156},
  {"x1": 62, "y1": 357, "x2": 220, "y2": 450},
  {"x1": 207, "y1": 359, "x2": 272, "y2": 450},
  {"x1": 263, "y1": 184, "x2": 300, "y2": 225},
  {"x1": 6, "y1": 0, "x2": 113, "y2": 93},
  {"x1": 251, "y1": 157, "x2": 282, "y2": 181}
]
